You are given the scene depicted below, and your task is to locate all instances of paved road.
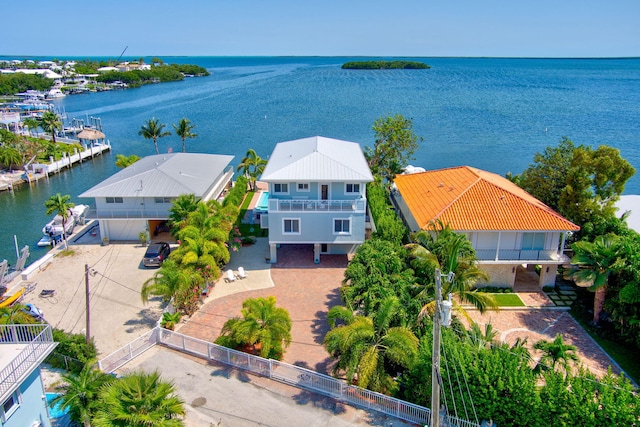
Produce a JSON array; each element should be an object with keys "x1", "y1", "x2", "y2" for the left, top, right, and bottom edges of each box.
[{"x1": 121, "y1": 347, "x2": 414, "y2": 427}]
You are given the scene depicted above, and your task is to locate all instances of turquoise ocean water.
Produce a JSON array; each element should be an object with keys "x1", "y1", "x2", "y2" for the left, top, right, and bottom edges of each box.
[{"x1": 1, "y1": 56, "x2": 639, "y2": 266}]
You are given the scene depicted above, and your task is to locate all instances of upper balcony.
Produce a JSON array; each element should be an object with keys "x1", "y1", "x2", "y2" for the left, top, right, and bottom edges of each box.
[
  {"x1": 475, "y1": 249, "x2": 569, "y2": 264},
  {"x1": 268, "y1": 198, "x2": 366, "y2": 213},
  {"x1": 86, "y1": 207, "x2": 169, "y2": 220}
]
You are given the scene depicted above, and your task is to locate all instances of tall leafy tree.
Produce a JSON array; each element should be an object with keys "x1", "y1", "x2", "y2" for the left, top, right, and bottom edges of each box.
[
  {"x1": 217, "y1": 296, "x2": 292, "y2": 359},
  {"x1": 44, "y1": 193, "x2": 74, "y2": 249},
  {"x1": 0, "y1": 146, "x2": 22, "y2": 169},
  {"x1": 236, "y1": 148, "x2": 267, "y2": 191},
  {"x1": 40, "y1": 110, "x2": 62, "y2": 143},
  {"x1": 52, "y1": 362, "x2": 114, "y2": 427},
  {"x1": 139, "y1": 118, "x2": 171, "y2": 155},
  {"x1": 533, "y1": 333, "x2": 579, "y2": 376},
  {"x1": 365, "y1": 114, "x2": 422, "y2": 184},
  {"x1": 568, "y1": 234, "x2": 627, "y2": 324},
  {"x1": 93, "y1": 370, "x2": 185, "y2": 427},
  {"x1": 407, "y1": 221, "x2": 495, "y2": 321},
  {"x1": 115, "y1": 153, "x2": 140, "y2": 168},
  {"x1": 172, "y1": 118, "x2": 197, "y2": 153},
  {"x1": 324, "y1": 296, "x2": 419, "y2": 392}
]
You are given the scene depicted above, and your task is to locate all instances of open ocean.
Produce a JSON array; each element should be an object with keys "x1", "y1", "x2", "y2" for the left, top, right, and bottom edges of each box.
[{"x1": 1, "y1": 56, "x2": 639, "y2": 266}]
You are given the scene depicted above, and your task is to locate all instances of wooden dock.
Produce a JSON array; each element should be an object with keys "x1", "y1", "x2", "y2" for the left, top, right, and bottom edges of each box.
[{"x1": 1, "y1": 141, "x2": 111, "y2": 190}]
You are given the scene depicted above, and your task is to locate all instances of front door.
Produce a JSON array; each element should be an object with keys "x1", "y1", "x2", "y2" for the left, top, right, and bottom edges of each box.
[{"x1": 321, "y1": 184, "x2": 329, "y2": 200}]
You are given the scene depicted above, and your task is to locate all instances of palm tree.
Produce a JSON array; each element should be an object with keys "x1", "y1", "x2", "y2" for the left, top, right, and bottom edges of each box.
[
  {"x1": 0, "y1": 303, "x2": 38, "y2": 325},
  {"x1": 465, "y1": 322, "x2": 498, "y2": 350},
  {"x1": 218, "y1": 296, "x2": 292, "y2": 359},
  {"x1": 52, "y1": 362, "x2": 114, "y2": 427},
  {"x1": 236, "y1": 149, "x2": 268, "y2": 191},
  {"x1": 172, "y1": 118, "x2": 197, "y2": 153},
  {"x1": 0, "y1": 146, "x2": 22, "y2": 170},
  {"x1": 568, "y1": 234, "x2": 627, "y2": 324},
  {"x1": 533, "y1": 333, "x2": 579, "y2": 376},
  {"x1": 40, "y1": 111, "x2": 62, "y2": 143},
  {"x1": 92, "y1": 370, "x2": 185, "y2": 427},
  {"x1": 23, "y1": 117, "x2": 39, "y2": 136},
  {"x1": 139, "y1": 118, "x2": 171, "y2": 155},
  {"x1": 141, "y1": 259, "x2": 204, "y2": 309},
  {"x1": 115, "y1": 153, "x2": 141, "y2": 168},
  {"x1": 324, "y1": 296, "x2": 419, "y2": 392},
  {"x1": 407, "y1": 221, "x2": 496, "y2": 322},
  {"x1": 44, "y1": 193, "x2": 74, "y2": 249},
  {"x1": 167, "y1": 194, "x2": 200, "y2": 236}
]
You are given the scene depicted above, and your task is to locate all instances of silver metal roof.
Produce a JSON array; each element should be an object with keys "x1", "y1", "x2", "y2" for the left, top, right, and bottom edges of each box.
[
  {"x1": 79, "y1": 153, "x2": 234, "y2": 198},
  {"x1": 260, "y1": 136, "x2": 374, "y2": 182}
]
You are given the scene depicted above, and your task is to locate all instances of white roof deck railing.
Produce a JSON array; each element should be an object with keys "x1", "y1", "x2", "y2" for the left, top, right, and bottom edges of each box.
[{"x1": 269, "y1": 198, "x2": 366, "y2": 213}]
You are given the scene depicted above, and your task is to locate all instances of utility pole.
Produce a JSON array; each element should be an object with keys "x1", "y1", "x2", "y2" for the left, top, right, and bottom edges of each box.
[
  {"x1": 85, "y1": 263, "x2": 91, "y2": 345},
  {"x1": 431, "y1": 269, "x2": 443, "y2": 427},
  {"x1": 431, "y1": 269, "x2": 453, "y2": 427}
]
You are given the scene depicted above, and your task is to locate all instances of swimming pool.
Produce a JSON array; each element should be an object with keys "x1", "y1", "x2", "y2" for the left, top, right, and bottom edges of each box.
[
  {"x1": 255, "y1": 191, "x2": 269, "y2": 212},
  {"x1": 46, "y1": 393, "x2": 69, "y2": 418}
]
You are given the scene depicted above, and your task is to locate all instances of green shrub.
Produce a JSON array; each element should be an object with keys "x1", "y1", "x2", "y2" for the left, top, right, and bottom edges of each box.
[
  {"x1": 367, "y1": 182, "x2": 408, "y2": 244},
  {"x1": 46, "y1": 328, "x2": 97, "y2": 373}
]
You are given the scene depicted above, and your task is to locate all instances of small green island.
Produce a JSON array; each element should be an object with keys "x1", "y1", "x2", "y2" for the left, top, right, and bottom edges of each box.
[{"x1": 341, "y1": 60, "x2": 430, "y2": 70}]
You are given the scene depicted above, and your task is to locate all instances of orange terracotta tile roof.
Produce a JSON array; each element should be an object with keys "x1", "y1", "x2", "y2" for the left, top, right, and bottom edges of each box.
[{"x1": 393, "y1": 166, "x2": 579, "y2": 231}]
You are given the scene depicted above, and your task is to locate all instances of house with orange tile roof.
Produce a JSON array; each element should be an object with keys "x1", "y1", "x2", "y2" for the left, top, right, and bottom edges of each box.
[{"x1": 391, "y1": 166, "x2": 579, "y2": 288}]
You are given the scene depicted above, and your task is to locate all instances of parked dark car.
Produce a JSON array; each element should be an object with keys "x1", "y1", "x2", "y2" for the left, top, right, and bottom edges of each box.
[{"x1": 143, "y1": 242, "x2": 171, "y2": 268}]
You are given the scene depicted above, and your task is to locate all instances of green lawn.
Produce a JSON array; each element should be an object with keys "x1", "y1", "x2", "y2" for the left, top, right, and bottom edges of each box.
[
  {"x1": 571, "y1": 311, "x2": 640, "y2": 384},
  {"x1": 490, "y1": 293, "x2": 525, "y2": 307}
]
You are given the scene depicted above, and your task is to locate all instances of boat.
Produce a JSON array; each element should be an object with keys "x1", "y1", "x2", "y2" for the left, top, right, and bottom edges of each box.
[
  {"x1": 46, "y1": 88, "x2": 66, "y2": 99},
  {"x1": 40, "y1": 204, "x2": 89, "y2": 245}
]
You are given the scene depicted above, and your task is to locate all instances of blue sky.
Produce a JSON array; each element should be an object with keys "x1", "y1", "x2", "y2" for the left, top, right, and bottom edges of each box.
[{"x1": 2, "y1": 0, "x2": 638, "y2": 57}]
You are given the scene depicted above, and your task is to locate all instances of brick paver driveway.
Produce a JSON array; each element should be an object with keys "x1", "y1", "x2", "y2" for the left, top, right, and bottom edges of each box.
[{"x1": 178, "y1": 244, "x2": 347, "y2": 373}]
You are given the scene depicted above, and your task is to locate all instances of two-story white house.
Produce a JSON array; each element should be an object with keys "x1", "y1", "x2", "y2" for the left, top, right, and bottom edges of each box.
[
  {"x1": 79, "y1": 153, "x2": 234, "y2": 241},
  {"x1": 260, "y1": 136, "x2": 374, "y2": 264},
  {"x1": 1, "y1": 324, "x2": 57, "y2": 427},
  {"x1": 392, "y1": 166, "x2": 580, "y2": 288}
]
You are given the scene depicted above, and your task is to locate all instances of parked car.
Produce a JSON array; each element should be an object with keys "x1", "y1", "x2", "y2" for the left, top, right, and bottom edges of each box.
[{"x1": 143, "y1": 242, "x2": 171, "y2": 268}]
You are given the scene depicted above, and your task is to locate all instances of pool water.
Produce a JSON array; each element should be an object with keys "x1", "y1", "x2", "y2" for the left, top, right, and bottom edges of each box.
[
  {"x1": 46, "y1": 393, "x2": 69, "y2": 418},
  {"x1": 255, "y1": 191, "x2": 269, "y2": 212}
]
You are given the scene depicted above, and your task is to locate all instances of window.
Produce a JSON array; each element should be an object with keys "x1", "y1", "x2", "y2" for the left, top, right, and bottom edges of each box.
[
  {"x1": 334, "y1": 218, "x2": 351, "y2": 235},
  {"x1": 283, "y1": 218, "x2": 300, "y2": 234},
  {"x1": 297, "y1": 182, "x2": 310, "y2": 192},
  {"x1": 106, "y1": 197, "x2": 124, "y2": 204},
  {"x1": 345, "y1": 183, "x2": 360, "y2": 194},
  {"x1": 521, "y1": 232, "x2": 545, "y2": 250},
  {"x1": 154, "y1": 197, "x2": 172, "y2": 204},
  {"x1": 1, "y1": 391, "x2": 20, "y2": 422},
  {"x1": 273, "y1": 183, "x2": 289, "y2": 194}
]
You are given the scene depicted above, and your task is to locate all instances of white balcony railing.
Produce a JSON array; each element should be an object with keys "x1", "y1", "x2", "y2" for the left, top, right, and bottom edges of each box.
[
  {"x1": 0, "y1": 325, "x2": 56, "y2": 401},
  {"x1": 86, "y1": 208, "x2": 170, "y2": 220},
  {"x1": 268, "y1": 199, "x2": 366, "y2": 213},
  {"x1": 475, "y1": 249, "x2": 564, "y2": 262}
]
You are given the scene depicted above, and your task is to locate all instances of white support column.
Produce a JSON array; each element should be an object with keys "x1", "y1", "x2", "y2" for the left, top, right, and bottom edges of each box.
[
  {"x1": 314, "y1": 243, "x2": 321, "y2": 264},
  {"x1": 270, "y1": 243, "x2": 277, "y2": 263},
  {"x1": 495, "y1": 231, "x2": 502, "y2": 261}
]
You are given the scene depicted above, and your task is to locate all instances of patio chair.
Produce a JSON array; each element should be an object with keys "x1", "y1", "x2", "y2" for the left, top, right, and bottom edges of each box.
[
  {"x1": 225, "y1": 270, "x2": 237, "y2": 283},
  {"x1": 237, "y1": 266, "x2": 247, "y2": 279}
]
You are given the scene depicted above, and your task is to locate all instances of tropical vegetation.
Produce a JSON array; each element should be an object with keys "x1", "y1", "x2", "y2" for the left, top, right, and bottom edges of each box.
[
  {"x1": 141, "y1": 176, "x2": 248, "y2": 315},
  {"x1": 342, "y1": 60, "x2": 430, "y2": 70},
  {"x1": 216, "y1": 296, "x2": 292, "y2": 359},
  {"x1": 172, "y1": 118, "x2": 197, "y2": 153},
  {"x1": 115, "y1": 153, "x2": 140, "y2": 168},
  {"x1": 139, "y1": 118, "x2": 171, "y2": 155},
  {"x1": 237, "y1": 148, "x2": 268, "y2": 191},
  {"x1": 53, "y1": 365, "x2": 185, "y2": 427},
  {"x1": 364, "y1": 114, "x2": 422, "y2": 184}
]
